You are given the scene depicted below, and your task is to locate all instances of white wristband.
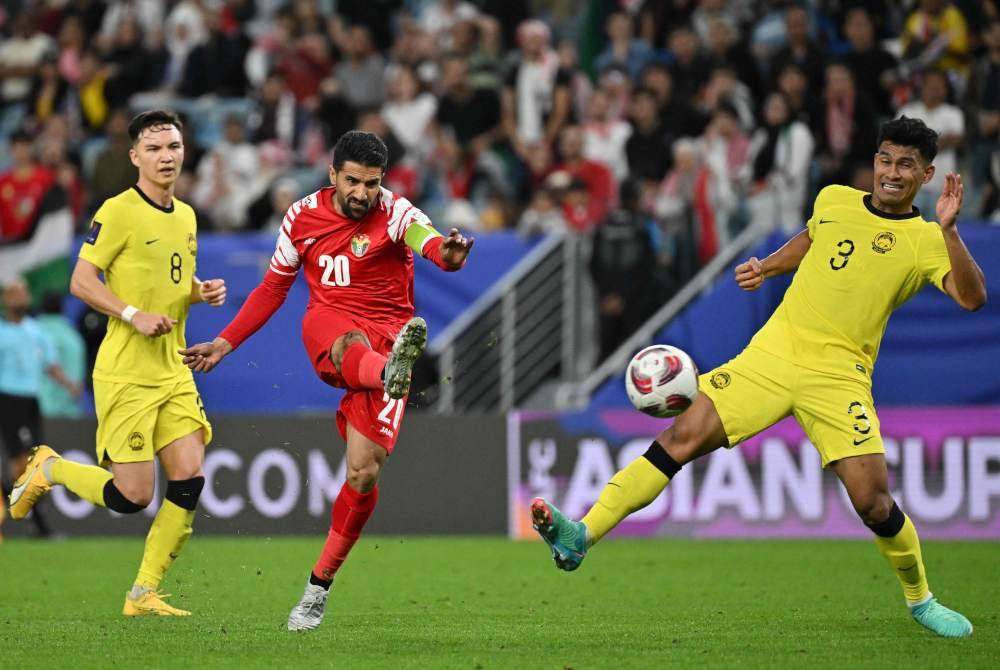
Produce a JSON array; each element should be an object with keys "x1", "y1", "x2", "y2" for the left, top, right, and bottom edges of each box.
[{"x1": 121, "y1": 305, "x2": 139, "y2": 323}]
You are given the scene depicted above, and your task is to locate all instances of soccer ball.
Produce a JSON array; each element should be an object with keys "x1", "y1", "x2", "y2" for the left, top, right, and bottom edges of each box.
[{"x1": 625, "y1": 345, "x2": 699, "y2": 418}]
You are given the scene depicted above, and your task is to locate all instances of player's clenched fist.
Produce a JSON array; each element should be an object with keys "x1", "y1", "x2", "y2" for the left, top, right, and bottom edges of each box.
[
  {"x1": 179, "y1": 337, "x2": 233, "y2": 373},
  {"x1": 199, "y1": 278, "x2": 227, "y2": 306},
  {"x1": 735, "y1": 256, "x2": 764, "y2": 291},
  {"x1": 132, "y1": 312, "x2": 177, "y2": 337}
]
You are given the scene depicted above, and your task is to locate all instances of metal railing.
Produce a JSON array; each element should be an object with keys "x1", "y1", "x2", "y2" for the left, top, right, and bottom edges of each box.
[
  {"x1": 431, "y1": 234, "x2": 587, "y2": 412},
  {"x1": 554, "y1": 222, "x2": 769, "y2": 410}
]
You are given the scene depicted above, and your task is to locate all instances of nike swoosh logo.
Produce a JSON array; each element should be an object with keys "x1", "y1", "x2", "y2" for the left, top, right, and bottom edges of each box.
[
  {"x1": 9, "y1": 463, "x2": 38, "y2": 504},
  {"x1": 817, "y1": 219, "x2": 836, "y2": 225},
  {"x1": 145, "y1": 239, "x2": 159, "y2": 245},
  {"x1": 853, "y1": 436, "x2": 874, "y2": 446}
]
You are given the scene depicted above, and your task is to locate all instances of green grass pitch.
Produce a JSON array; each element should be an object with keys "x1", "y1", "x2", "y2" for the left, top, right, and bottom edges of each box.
[{"x1": 1, "y1": 537, "x2": 997, "y2": 669}]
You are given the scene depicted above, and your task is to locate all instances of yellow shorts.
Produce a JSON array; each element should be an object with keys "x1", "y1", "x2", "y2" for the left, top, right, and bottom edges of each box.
[
  {"x1": 699, "y1": 346, "x2": 883, "y2": 467},
  {"x1": 93, "y1": 377, "x2": 213, "y2": 465}
]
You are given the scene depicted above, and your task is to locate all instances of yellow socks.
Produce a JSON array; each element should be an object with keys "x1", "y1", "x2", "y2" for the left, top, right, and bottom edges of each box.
[
  {"x1": 48, "y1": 458, "x2": 113, "y2": 507},
  {"x1": 136, "y1": 499, "x2": 194, "y2": 590},
  {"x1": 870, "y1": 504, "x2": 930, "y2": 604},
  {"x1": 581, "y1": 442, "x2": 680, "y2": 544}
]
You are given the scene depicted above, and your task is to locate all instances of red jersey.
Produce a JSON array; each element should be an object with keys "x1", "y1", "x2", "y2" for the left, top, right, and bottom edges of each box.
[
  {"x1": 0, "y1": 167, "x2": 56, "y2": 240},
  {"x1": 221, "y1": 186, "x2": 449, "y2": 350}
]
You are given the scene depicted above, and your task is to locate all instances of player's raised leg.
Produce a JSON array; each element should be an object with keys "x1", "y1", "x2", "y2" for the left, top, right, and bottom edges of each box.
[
  {"x1": 288, "y1": 423, "x2": 384, "y2": 631},
  {"x1": 831, "y1": 454, "x2": 972, "y2": 638},
  {"x1": 532, "y1": 392, "x2": 728, "y2": 570},
  {"x1": 123, "y1": 430, "x2": 206, "y2": 617},
  {"x1": 331, "y1": 318, "x2": 427, "y2": 401}
]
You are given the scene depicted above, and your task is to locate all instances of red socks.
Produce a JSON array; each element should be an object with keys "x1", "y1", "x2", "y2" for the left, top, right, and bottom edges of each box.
[
  {"x1": 339, "y1": 342, "x2": 386, "y2": 390},
  {"x1": 312, "y1": 482, "x2": 379, "y2": 582}
]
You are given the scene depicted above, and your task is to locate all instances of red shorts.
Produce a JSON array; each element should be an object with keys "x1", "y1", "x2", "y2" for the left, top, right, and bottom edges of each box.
[{"x1": 302, "y1": 307, "x2": 408, "y2": 453}]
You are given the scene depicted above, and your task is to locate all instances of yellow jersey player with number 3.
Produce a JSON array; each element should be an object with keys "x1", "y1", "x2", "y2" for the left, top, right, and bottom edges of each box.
[
  {"x1": 8, "y1": 110, "x2": 228, "y2": 617},
  {"x1": 531, "y1": 117, "x2": 987, "y2": 638}
]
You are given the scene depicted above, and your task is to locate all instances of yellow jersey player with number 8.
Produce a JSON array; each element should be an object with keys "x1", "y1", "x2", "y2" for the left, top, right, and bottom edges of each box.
[
  {"x1": 8, "y1": 110, "x2": 227, "y2": 616},
  {"x1": 531, "y1": 117, "x2": 987, "y2": 638}
]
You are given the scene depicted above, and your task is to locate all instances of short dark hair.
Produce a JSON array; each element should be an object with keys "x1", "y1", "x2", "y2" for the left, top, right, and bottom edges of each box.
[
  {"x1": 877, "y1": 116, "x2": 938, "y2": 163},
  {"x1": 332, "y1": 130, "x2": 388, "y2": 172},
  {"x1": 128, "y1": 109, "x2": 183, "y2": 145}
]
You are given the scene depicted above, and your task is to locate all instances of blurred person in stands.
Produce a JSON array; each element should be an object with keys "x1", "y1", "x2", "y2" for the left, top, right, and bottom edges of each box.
[
  {"x1": 26, "y1": 50, "x2": 70, "y2": 129},
  {"x1": 639, "y1": 63, "x2": 703, "y2": 139},
  {"x1": 335, "y1": 25, "x2": 386, "y2": 112},
  {"x1": 776, "y1": 61, "x2": 820, "y2": 132},
  {"x1": 74, "y1": 48, "x2": 111, "y2": 134},
  {"x1": 0, "y1": 131, "x2": 55, "y2": 243},
  {"x1": 701, "y1": 101, "x2": 751, "y2": 245},
  {"x1": 36, "y1": 292, "x2": 86, "y2": 419},
  {"x1": 652, "y1": 137, "x2": 714, "y2": 273},
  {"x1": 37, "y1": 123, "x2": 84, "y2": 221},
  {"x1": 382, "y1": 65, "x2": 438, "y2": 161},
  {"x1": 193, "y1": 115, "x2": 262, "y2": 230},
  {"x1": 704, "y1": 18, "x2": 762, "y2": 100},
  {"x1": 698, "y1": 64, "x2": 754, "y2": 130},
  {"x1": 503, "y1": 19, "x2": 573, "y2": 155},
  {"x1": 56, "y1": 15, "x2": 87, "y2": 88},
  {"x1": 249, "y1": 70, "x2": 307, "y2": 152},
  {"x1": 625, "y1": 86, "x2": 674, "y2": 185},
  {"x1": 0, "y1": 12, "x2": 56, "y2": 107},
  {"x1": 102, "y1": 14, "x2": 166, "y2": 103},
  {"x1": 552, "y1": 125, "x2": 616, "y2": 230},
  {"x1": 842, "y1": 7, "x2": 899, "y2": 118},
  {"x1": 767, "y1": 4, "x2": 826, "y2": 95},
  {"x1": 89, "y1": 108, "x2": 139, "y2": 211},
  {"x1": 814, "y1": 62, "x2": 878, "y2": 189},
  {"x1": 748, "y1": 92, "x2": 815, "y2": 233},
  {"x1": 582, "y1": 89, "x2": 632, "y2": 184},
  {"x1": 969, "y1": 19, "x2": 1000, "y2": 218},
  {"x1": 594, "y1": 11, "x2": 654, "y2": 80},
  {"x1": 898, "y1": 70, "x2": 965, "y2": 212},
  {"x1": 517, "y1": 186, "x2": 568, "y2": 237},
  {"x1": 162, "y1": 0, "x2": 209, "y2": 89},
  {"x1": 902, "y1": 0, "x2": 970, "y2": 87},
  {"x1": 0, "y1": 278, "x2": 81, "y2": 537},
  {"x1": 180, "y1": 6, "x2": 250, "y2": 98},
  {"x1": 666, "y1": 25, "x2": 712, "y2": 101}
]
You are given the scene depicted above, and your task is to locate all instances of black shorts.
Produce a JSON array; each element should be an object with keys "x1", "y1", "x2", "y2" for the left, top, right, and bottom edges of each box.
[{"x1": 0, "y1": 392, "x2": 42, "y2": 458}]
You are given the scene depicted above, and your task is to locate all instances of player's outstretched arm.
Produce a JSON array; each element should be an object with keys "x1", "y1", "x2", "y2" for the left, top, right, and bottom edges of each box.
[
  {"x1": 404, "y1": 220, "x2": 474, "y2": 271},
  {"x1": 936, "y1": 174, "x2": 987, "y2": 311},
  {"x1": 190, "y1": 276, "x2": 227, "y2": 306},
  {"x1": 180, "y1": 337, "x2": 233, "y2": 373},
  {"x1": 70, "y1": 258, "x2": 177, "y2": 337},
  {"x1": 734, "y1": 229, "x2": 812, "y2": 291}
]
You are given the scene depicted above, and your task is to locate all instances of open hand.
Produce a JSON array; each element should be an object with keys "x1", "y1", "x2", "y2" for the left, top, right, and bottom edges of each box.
[
  {"x1": 935, "y1": 173, "x2": 963, "y2": 230},
  {"x1": 440, "y1": 228, "x2": 474, "y2": 269},
  {"x1": 735, "y1": 256, "x2": 764, "y2": 291},
  {"x1": 179, "y1": 338, "x2": 233, "y2": 373},
  {"x1": 199, "y1": 278, "x2": 227, "y2": 306}
]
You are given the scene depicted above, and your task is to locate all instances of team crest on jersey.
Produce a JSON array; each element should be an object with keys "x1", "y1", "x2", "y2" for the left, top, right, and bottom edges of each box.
[
  {"x1": 187, "y1": 232, "x2": 197, "y2": 256},
  {"x1": 872, "y1": 231, "x2": 896, "y2": 254},
  {"x1": 351, "y1": 234, "x2": 371, "y2": 258},
  {"x1": 710, "y1": 371, "x2": 731, "y2": 390}
]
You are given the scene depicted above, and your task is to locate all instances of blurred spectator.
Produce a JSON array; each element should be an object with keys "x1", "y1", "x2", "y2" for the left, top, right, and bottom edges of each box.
[
  {"x1": 0, "y1": 13, "x2": 56, "y2": 106},
  {"x1": 383, "y1": 65, "x2": 437, "y2": 160},
  {"x1": 590, "y1": 182, "x2": 663, "y2": 359},
  {"x1": 337, "y1": 0, "x2": 404, "y2": 53},
  {"x1": 969, "y1": 20, "x2": 1000, "y2": 218},
  {"x1": 625, "y1": 86, "x2": 674, "y2": 184},
  {"x1": 814, "y1": 62, "x2": 877, "y2": 189},
  {"x1": 180, "y1": 7, "x2": 250, "y2": 98},
  {"x1": 503, "y1": 19, "x2": 572, "y2": 152},
  {"x1": 652, "y1": 138, "x2": 712, "y2": 269},
  {"x1": 0, "y1": 131, "x2": 55, "y2": 242},
  {"x1": 594, "y1": 12, "x2": 654, "y2": 80},
  {"x1": 516, "y1": 186, "x2": 567, "y2": 237},
  {"x1": 56, "y1": 15, "x2": 87, "y2": 87},
  {"x1": 667, "y1": 25, "x2": 712, "y2": 101},
  {"x1": 163, "y1": 0, "x2": 209, "y2": 88},
  {"x1": 897, "y1": 70, "x2": 965, "y2": 212},
  {"x1": 551, "y1": 125, "x2": 616, "y2": 231},
  {"x1": 419, "y1": 0, "x2": 479, "y2": 41},
  {"x1": 315, "y1": 77, "x2": 357, "y2": 148},
  {"x1": 701, "y1": 101, "x2": 751, "y2": 245},
  {"x1": 699, "y1": 65, "x2": 754, "y2": 130},
  {"x1": 248, "y1": 70, "x2": 307, "y2": 151},
  {"x1": 776, "y1": 61, "x2": 821, "y2": 131},
  {"x1": 640, "y1": 63, "x2": 703, "y2": 138},
  {"x1": 262, "y1": 177, "x2": 302, "y2": 232},
  {"x1": 842, "y1": 7, "x2": 900, "y2": 118},
  {"x1": 692, "y1": 0, "x2": 739, "y2": 45},
  {"x1": 902, "y1": 0, "x2": 971, "y2": 85},
  {"x1": 274, "y1": 29, "x2": 334, "y2": 107},
  {"x1": 448, "y1": 13, "x2": 503, "y2": 90},
  {"x1": 704, "y1": 17, "x2": 762, "y2": 100},
  {"x1": 335, "y1": 25, "x2": 386, "y2": 111},
  {"x1": 103, "y1": 14, "x2": 166, "y2": 103},
  {"x1": 768, "y1": 5, "x2": 826, "y2": 95},
  {"x1": 26, "y1": 50, "x2": 70, "y2": 128},
  {"x1": 193, "y1": 116, "x2": 262, "y2": 230},
  {"x1": 434, "y1": 54, "x2": 503, "y2": 150},
  {"x1": 559, "y1": 40, "x2": 596, "y2": 124},
  {"x1": 74, "y1": 48, "x2": 111, "y2": 133},
  {"x1": 639, "y1": 0, "x2": 697, "y2": 48},
  {"x1": 97, "y1": 0, "x2": 164, "y2": 49},
  {"x1": 748, "y1": 92, "x2": 815, "y2": 233},
  {"x1": 582, "y1": 89, "x2": 632, "y2": 183},
  {"x1": 35, "y1": 292, "x2": 85, "y2": 418},
  {"x1": 37, "y1": 119, "x2": 84, "y2": 221},
  {"x1": 88, "y1": 108, "x2": 138, "y2": 209}
]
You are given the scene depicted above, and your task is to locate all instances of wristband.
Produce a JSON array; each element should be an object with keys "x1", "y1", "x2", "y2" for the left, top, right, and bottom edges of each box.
[{"x1": 121, "y1": 305, "x2": 139, "y2": 323}]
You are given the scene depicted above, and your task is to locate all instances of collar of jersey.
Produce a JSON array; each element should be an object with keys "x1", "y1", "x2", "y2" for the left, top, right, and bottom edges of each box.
[
  {"x1": 132, "y1": 185, "x2": 175, "y2": 213},
  {"x1": 863, "y1": 194, "x2": 919, "y2": 221}
]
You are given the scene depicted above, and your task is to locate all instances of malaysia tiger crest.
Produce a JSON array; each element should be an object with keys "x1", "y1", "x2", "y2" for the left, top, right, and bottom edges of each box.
[{"x1": 351, "y1": 234, "x2": 371, "y2": 258}]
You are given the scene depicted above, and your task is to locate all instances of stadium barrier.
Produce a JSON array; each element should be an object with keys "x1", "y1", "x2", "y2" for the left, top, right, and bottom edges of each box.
[{"x1": 6, "y1": 409, "x2": 999, "y2": 539}]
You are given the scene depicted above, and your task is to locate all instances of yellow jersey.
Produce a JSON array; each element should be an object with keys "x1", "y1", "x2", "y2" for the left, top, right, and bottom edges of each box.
[
  {"x1": 749, "y1": 185, "x2": 952, "y2": 379},
  {"x1": 79, "y1": 186, "x2": 199, "y2": 385}
]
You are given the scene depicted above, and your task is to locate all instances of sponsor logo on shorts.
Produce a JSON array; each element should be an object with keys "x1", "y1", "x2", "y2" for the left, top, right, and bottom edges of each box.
[
  {"x1": 709, "y1": 371, "x2": 731, "y2": 390},
  {"x1": 872, "y1": 231, "x2": 896, "y2": 254},
  {"x1": 351, "y1": 234, "x2": 371, "y2": 258},
  {"x1": 379, "y1": 426, "x2": 393, "y2": 437},
  {"x1": 128, "y1": 432, "x2": 145, "y2": 450}
]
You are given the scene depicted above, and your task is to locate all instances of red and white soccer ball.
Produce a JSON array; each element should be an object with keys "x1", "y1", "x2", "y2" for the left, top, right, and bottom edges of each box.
[{"x1": 625, "y1": 345, "x2": 699, "y2": 418}]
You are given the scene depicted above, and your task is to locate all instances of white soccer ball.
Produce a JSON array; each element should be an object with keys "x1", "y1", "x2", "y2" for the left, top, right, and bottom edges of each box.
[{"x1": 624, "y1": 345, "x2": 700, "y2": 418}]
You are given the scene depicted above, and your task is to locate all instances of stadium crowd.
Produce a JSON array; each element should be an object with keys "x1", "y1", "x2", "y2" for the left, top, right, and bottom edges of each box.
[{"x1": 1, "y1": 0, "x2": 999, "y2": 360}]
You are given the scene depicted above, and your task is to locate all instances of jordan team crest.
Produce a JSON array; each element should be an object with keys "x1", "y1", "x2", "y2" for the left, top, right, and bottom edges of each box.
[{"x1": 351, "y1": 234, "x2": 371, "y2": 258}]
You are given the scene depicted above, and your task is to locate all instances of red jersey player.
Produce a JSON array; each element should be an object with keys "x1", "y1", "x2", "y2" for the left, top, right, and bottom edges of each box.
[{"x1": 179, "y1": 131, "x2": 474, "y2": 630}]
